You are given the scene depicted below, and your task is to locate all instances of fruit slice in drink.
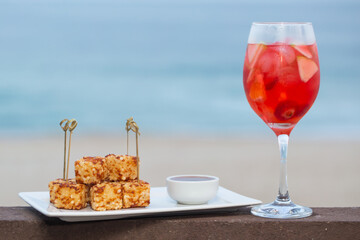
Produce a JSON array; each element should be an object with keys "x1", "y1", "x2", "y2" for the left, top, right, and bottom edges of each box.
[{"x1": 297, "y1": 56, "x2": 319, "y2": 83}]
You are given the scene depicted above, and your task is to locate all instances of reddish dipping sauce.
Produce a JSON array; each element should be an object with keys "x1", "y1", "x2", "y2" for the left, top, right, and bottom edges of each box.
[{"x1": 170, "y1": 176, "x2": 215, "y2": 182}]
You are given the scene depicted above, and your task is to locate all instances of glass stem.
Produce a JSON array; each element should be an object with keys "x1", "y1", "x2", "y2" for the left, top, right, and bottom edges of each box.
[{"x1": 276, "y1": 134, "x2": 290, "y2": 203}]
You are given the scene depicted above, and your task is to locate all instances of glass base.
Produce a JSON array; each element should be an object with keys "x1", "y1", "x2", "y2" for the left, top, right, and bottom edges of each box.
[{"x1": 251, "y1": 200, "x2": 312, "y2": 219}]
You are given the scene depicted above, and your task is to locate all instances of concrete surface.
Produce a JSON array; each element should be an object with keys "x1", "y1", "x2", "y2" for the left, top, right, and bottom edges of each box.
[{"x1": 1, "y1": 207, "x2": 359, "y2": 240}]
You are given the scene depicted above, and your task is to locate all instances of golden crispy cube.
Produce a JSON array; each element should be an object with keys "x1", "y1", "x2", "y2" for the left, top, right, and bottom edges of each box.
[
  {"x1": 75, "y1": 156, "x2": 108, "y2": 185},
  {"x1": 90, "y1": 182, "x2": 123, "y2": 211},
  {"x1": 49, "y1": 178, "x2": 76, "y2": 203},
  {"x1": 122, "y1": 180, "x2": 150, "y2": 208},
  {"x1": 48, "y1": 178, "x2": 88, "y2": 210},
  {"x1": 105, "y1": 154, "x2": 138, "y2": 181}
]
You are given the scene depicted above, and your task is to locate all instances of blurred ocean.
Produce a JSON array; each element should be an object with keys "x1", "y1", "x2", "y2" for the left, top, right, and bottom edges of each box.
[{"x1": 0, "y1": 0, "x2": 359, "y2": 138}]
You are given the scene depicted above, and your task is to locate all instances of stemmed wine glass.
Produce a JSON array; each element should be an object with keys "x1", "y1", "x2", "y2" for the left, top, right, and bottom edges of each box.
[{"x1": 243, "y1": 22, "x2": 320, "y2": 218}]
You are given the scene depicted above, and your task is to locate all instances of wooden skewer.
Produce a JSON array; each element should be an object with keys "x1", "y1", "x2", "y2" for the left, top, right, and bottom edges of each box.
[
  {"x1": 135, "y1": 131, "x2": 139, "y2": 181},
  {"x1": 59, "y1": 119, "x2": 70, "y2": 180},
  {"x1": 127, "y1": 131, "x2": 129, "y2": 155},
  {"x1": 126, "y1": 119, "x2": 131, "y2": 155},
  {"x1": 126, "y1": 117, "x2": 140, "y2": 182},
  {"x1": 66, "y1": 119, "x2": 78, "y2": 181}
]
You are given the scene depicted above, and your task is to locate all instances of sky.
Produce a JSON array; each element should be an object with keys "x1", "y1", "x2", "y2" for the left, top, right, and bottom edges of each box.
[{"x1": 0, "y1": 0, "x2": 359, "y2": 138}]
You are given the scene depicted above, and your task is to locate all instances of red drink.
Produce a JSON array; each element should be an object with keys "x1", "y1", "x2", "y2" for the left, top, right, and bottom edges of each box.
[
  {"x1": 243, "y1": 43, "x2": 320, "y2": 135},
  {"x1": 245, "y1": 23, "x2": 318, "y2": 219}
]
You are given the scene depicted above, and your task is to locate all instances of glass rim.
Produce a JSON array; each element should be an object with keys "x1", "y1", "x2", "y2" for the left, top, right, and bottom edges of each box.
[{"x1": 252, "y1": 22, "x2": 312, "y2": 25}]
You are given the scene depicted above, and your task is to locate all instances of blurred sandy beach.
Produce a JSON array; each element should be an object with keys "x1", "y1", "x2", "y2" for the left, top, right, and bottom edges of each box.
[{"x1": 1, "y1": 135, "x2": 359, "y2": 207}]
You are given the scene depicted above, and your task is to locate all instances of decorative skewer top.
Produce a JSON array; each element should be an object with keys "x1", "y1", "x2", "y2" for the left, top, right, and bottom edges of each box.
[
  {"x1": 60, "y1": 119, "x2": 78, "y2": 132},
  {"x1": 126, "y1": 117, "x2": 140, "y2": 136},
  {"x1": 68, "y1": 119, "x2": 78, "y2": 132},
  {"x1": 60, "y1": 119, "x2": 69, "y2": 132}
]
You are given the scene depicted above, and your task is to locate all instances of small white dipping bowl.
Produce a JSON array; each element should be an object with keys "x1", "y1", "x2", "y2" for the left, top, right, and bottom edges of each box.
[{"x1": 166, "y1": 175, "x2": 219, "y2": 205}]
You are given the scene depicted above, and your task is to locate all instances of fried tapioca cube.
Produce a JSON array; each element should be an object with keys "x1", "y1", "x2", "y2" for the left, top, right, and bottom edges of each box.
[
  {"x1": 75, "y1": 156, "x2": 108, "y2": 184},
  {"x1": 105, "y1": 154, "x2": 138, "y2": 181},
  {"x1": 49, "y1": 178, "x2": 76, "y2": 203},
  {"x1": 48, "y1": 178, "x2": 88, "y2": 210},
  {"x1": 122, "y1": 180, "x2": 150, "y2": 209},
  {"x1": 90, "y1": 182, "x2": 123, "y2": 211}
]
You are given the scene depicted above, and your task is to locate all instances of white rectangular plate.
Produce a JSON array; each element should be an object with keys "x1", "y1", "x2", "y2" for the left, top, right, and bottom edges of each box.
[{"x1": 19, "y1": 187, "x2": 261, "y2": 222}]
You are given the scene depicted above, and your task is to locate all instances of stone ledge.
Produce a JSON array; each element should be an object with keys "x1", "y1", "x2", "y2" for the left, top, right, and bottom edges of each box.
[{"x1": 0, "y1": 207, "x2": 359, "y2": 240}]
